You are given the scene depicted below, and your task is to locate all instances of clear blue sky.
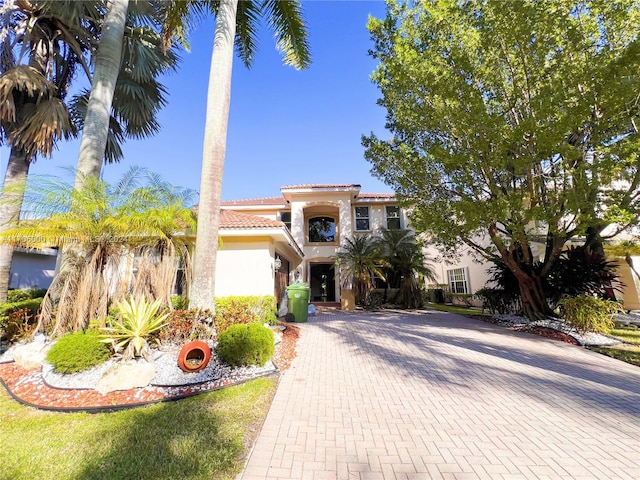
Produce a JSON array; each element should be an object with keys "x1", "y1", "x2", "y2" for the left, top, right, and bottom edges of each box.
[{"x1": 0, "y1": 1, "x2": 392, "y2": 202}]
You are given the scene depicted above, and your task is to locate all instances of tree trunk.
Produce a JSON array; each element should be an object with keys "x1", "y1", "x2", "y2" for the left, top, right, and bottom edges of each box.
[
  {"x1": 0, "y1": 147, "x2": 30, "y2": 302},
  {"x1": 190, "y1": 0, "x2": 239, "y2": 311},
  {"x1": 514, "y1": 272, "x2": 554, "y2": 320},
  {"x1": 74, "y1": 0, "x2": 128, "y2": 188}
]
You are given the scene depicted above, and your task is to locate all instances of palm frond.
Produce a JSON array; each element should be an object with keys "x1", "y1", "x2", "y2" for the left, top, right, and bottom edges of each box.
[
  {"x1": 0, "y1": 65, "x2": 50, "y2": 123},
  {"x1": 11, "y1": 97, "x2": 76, "y2": 157},
  {"x1": 235, "y1": 0, "x2": 261, "y2": 68},
  {"x1": 262, "y1": 0, "x2": 310, "y2": 70}
]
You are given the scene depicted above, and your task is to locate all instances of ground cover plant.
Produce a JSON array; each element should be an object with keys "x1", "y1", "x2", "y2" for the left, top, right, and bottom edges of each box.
[{"x1": 0, "y1": 377, "x2": 276, "y2": 480}]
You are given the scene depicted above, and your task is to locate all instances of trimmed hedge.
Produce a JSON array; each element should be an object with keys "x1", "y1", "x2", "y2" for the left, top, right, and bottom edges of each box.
[
  {"x1": 46, "y1": 330, "x2": 112, "y2": 374},
  {"x1": 217, "y1": 323, "x2": 274, "y2": 367}
]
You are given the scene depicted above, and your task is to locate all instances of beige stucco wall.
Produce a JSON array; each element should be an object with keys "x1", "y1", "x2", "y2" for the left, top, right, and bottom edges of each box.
[
  {"x1": 9, "y1": 251, "x2": 57, "y2": 289},
  {"x1": 615, "y1": 256, "x2": 640, "y2": 310},
  {"x1": 424, "y1": 244, "x2": 492, "y2": 293},
  {"x1": 215, "y1": 237, "x2": 275, "y2": 298}
]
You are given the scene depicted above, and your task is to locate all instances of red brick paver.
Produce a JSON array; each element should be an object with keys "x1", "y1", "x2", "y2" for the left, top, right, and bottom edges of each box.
[{"x1": 240, "y1": 310, "x2": 640, "y2": 480}]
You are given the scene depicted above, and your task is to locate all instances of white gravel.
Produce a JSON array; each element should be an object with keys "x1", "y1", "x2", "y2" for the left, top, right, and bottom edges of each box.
[{"x1": 491, "y1": 314, "x2": 623, "y2": 346}]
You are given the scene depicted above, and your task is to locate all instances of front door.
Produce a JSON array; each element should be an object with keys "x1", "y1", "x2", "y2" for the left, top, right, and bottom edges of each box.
[{"x1": 309, "y1": 263, "x2": 336, "y2": 302}]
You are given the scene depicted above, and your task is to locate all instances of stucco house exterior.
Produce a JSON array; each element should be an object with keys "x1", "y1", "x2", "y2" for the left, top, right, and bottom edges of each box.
[{"x1": 220, "y1": 184, "x2": 409, "y2": 309}]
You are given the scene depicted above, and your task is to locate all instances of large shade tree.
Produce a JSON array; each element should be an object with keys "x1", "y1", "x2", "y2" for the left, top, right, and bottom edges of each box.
[{"x1": 363, "y1": 0, "x2": 640, "y2": 319}]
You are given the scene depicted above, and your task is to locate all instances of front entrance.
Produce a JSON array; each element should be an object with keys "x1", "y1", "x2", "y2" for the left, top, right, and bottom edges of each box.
[{"x1": 309, "y1": 263, "x2": 336, "y2": 302}]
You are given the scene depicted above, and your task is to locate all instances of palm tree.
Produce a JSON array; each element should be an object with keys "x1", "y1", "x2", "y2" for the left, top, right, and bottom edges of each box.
[
  {"x1": 0, "y1": 0, "x2": 98, "y2": 303},
  {"x1": 377, "y1": 229, "x2": 436, "y2": 309},
  {"x1": 180, "y1": 0, "x2": 311, "y2": 310},
  {"x1": 0, "y1": 168, "x2": 196, "y2": 336},
  {"x1": 74, "y1": 0, "x2": 128, "y2": 189},
  {"x1": 0, "y1": 1, "x2": 178, "y2": 302},
  {"x1": 333, "y1": 236, "x2": 385, "y2": 307}
]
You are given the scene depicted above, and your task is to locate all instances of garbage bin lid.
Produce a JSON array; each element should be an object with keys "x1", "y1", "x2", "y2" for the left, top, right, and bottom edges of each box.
[{"x1": 287, "y1": 282, "x2": 309, "y2": 290}]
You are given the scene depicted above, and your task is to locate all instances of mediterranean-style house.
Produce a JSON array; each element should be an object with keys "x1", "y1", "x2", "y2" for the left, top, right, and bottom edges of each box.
[
  {"x1": 8, "y1": 182, "x2": 640, "y2": 311},
  {"x1": 219, "y1": 184, "x2": 409, "y2": 310}
]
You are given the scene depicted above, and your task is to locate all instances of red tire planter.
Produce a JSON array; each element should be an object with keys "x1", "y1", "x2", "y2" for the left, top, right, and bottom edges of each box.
[{"x1": 177, "y1": 341, "x2": 212, "y2": 373}]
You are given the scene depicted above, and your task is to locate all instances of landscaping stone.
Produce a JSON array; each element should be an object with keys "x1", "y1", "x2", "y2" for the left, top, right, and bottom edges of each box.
[
  {"x1": 95, "y1": 360, "x2": 156, "y2": 394},
  {"x1": 11, "y1": 334, "x2": 50, "y2": 369}
]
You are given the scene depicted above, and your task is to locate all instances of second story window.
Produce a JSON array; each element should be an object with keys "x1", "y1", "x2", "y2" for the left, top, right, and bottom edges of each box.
[
  {"x1": 386, "y1": 206, "x2": 401, "y2": 230},
  {"x1": 279, "y1": 212, "x2": 291, "y2": 231},
  {"x1": 308, "y1": 216, "x2": 336, "y2": 243},
  {"x1": 354, "y1": 206, "x2": 370, "y2": 231}
]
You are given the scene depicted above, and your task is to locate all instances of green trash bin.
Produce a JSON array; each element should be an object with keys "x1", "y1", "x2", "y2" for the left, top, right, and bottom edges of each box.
[{"x1": 286, "y1": 282, "x2": 310, "y2": 322}]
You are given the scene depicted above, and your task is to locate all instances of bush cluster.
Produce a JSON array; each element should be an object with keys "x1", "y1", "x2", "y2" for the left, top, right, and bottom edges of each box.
[
  {"x1": 0, "y1": 297, "x2": 44, "y2": 342},
  {"x1": 158, "y1": 309, "x2": 215, "y2": 344},
  {"x1": 217, "y1": 323, "x2": 274, "y2": 367},
  {"x1": 214, "y1": 296, "x2": 277, "y2": 334},
  {"x1": 46, "y1": 330, "x2": 112, "y2": 374},
  {"x1": 557, "y1": 296, "x2": 624, "y2": 334}
]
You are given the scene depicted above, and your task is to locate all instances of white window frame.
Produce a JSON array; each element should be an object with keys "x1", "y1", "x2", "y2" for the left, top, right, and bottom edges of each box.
[
  {"x1": 385, "y1": 205, "x2": 402, "y2": 230},
  {"x1": 447, "y1": 267, "x2": 469, "y2": 294},
  {"x1": 354, "y1": 206, "x2": 370, "y2": 231}
]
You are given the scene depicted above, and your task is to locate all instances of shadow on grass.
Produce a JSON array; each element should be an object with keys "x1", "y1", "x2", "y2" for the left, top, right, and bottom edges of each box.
[{"x1": 73, "y1": 378, "x2": 274, "y2": 480}]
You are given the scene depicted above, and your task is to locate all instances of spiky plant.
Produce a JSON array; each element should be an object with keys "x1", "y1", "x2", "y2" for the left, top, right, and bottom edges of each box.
[{"x1": 100, "y1": 295, "x2": 169, "y2": 361}]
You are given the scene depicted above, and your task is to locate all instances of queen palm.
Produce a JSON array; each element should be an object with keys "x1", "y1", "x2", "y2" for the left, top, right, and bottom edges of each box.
[
  {"x1": 0, "y1": 168, "x2": 196, "y2": 336},
  {"x1": 333, "y1": 236, "x2": 386, "y2": 308},
  {"x1": 164, "y1": 0, "x2": 311, "y2": 310}
]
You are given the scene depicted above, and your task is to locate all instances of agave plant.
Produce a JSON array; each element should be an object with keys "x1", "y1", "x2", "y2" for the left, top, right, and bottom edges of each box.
[{"x1": 100, "y1": 296, "x2": 169, "y2": 361}]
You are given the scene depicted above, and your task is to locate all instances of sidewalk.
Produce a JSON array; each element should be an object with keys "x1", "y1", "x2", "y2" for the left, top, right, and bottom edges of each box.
[{"x1": 240, "y1": 309, "x2": 640, "y2": 479}]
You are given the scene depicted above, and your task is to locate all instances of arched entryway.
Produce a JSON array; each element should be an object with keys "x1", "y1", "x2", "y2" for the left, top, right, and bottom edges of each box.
[{"x1": 309, "y1": 263, "x2": 336, "y2": 303}]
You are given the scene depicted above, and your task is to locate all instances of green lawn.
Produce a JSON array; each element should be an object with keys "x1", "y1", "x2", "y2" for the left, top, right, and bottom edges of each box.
[
  {"x1": 0, "y1": 377, "x2": 276, "y2": 480},
  {"x1": 588, "y1": 326, "x2": 640, "y2": 367}
]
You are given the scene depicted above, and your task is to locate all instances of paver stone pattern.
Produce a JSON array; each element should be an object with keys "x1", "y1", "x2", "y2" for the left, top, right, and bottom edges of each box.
[{"x1": 240, "y1": 310, "x2": 640, "y2": 480}]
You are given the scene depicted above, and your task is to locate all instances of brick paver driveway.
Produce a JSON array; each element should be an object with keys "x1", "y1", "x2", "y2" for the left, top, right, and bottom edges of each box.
[{"x1": 240, "y1": 309, "x2": 640, "y2": 479}]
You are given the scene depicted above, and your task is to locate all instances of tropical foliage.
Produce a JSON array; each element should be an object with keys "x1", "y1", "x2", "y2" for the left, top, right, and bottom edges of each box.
[
  {"x1": 364, "y1": 0, "x2": 640, "y2": 319},
  {"x1": 100, "y1": 295, "x2": 169, "y2": 360},
  {"x1": 0, "y1": 168, "x2": 195, "y2": 337},
  {"x1": 557, "y1": 295, "x2": 624, "y2": 334}
]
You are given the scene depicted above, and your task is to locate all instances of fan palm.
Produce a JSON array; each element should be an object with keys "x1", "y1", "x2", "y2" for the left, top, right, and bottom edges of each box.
[
  {"x1": 0, "y1": 167, "x2": 196, "y2": 337},
  {"x1": 161, "y1": 0, "x2": 310, "y2": 310},
  {"x1": 0, "y1": 0, "x2": 98, "y2": 302},
  {"x1": 0, "y1": 1, "x2": 179, "y2": 301},
  {"x1": 333, "y1": 236, "x2": 385, "y2": 307},
  {"x1": 377, "y1": 229, "x2": 436, "y2": 309}
]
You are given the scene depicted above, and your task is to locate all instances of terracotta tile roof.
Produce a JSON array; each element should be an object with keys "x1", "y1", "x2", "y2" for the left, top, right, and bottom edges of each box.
[
  {"x1": 219, "y1": 210, "x2": 284, "y2": 229},
  {"x1": 281, "y1": 183, "x2": 361, "y2": 190},
  {"x1": 357, "y1": 193, "x2": 396, "y2": 199},
  {"x1": 220, "y1": 196, "x2": 285, "y2": 206}
]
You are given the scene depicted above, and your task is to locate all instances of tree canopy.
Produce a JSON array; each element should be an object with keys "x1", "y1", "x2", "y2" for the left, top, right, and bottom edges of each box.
[{"x1": 363, "y1": 0, "x2": 640, "y2": 318}]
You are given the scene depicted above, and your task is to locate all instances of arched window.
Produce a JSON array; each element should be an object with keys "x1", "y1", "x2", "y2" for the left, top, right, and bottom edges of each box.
[{"x1": 308, "y1": 216, "x2": 336, "y2": 243}]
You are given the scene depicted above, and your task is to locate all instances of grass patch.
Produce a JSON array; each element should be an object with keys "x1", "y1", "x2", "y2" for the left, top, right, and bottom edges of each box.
[
  {"x1": 588, "y1": 325, "x2": 640, "y2": 367},
  {"x1": 0, "y1": 376, "x2": 276, "y2": 480},
  {"x1": 608, "y1": 327, "x2": 640, "y2": 345},
  {"x1": 425, "y1": 303, "x2": 490, "y2": 317},
  {"x1": 588, "y1": 344, "x2": 640, "y2": 367}
]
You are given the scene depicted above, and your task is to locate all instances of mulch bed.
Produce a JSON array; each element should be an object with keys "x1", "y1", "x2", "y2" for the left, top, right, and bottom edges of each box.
[
  {"x1": 0, "y1": 322, "x2": 299, "y2": 412},
  {"x1": 513, "y1": 325, "x2": 580, "y2": 345}
]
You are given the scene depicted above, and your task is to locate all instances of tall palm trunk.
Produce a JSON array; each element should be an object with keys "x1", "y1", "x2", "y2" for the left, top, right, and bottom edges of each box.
[
  {"x1": 190, "y1": 0, "x2": 238, "y2": 310},
  {"x1": 74, "y1": 0, "x2": 128, "y2": 188},
  {"x1": 0, "y1": 147, "x2": 29, "y2": 302}
]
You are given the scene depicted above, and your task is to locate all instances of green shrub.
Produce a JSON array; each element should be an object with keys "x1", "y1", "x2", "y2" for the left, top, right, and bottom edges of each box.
[
  {"x1": 171, "y1": 295, "x2": 187, "y2": 310},
  {"x1": 557, "y1": 295, "x2": 624, "y2": 334},
  {"x1": 217, "y1": 323, "x2": 274, "y2": 367},
  {"x1": 475, "y1": 287, "x2": 521, "y2": 314},
  {"x1": 214, "y1": 296, "x2": 277, "y2": 333},
  {"x1": 46, "y1": 331, "x2": 111, "y2": 374},
  {"x1": 0, "y1": 297, "x2": 43, "y2": 342},
  {"x1": 6, "y1": 287, "x2": 47, "y2": 303},
  {"x1": 158, "y1": 309, "x2": 215, "y2": 344}
]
